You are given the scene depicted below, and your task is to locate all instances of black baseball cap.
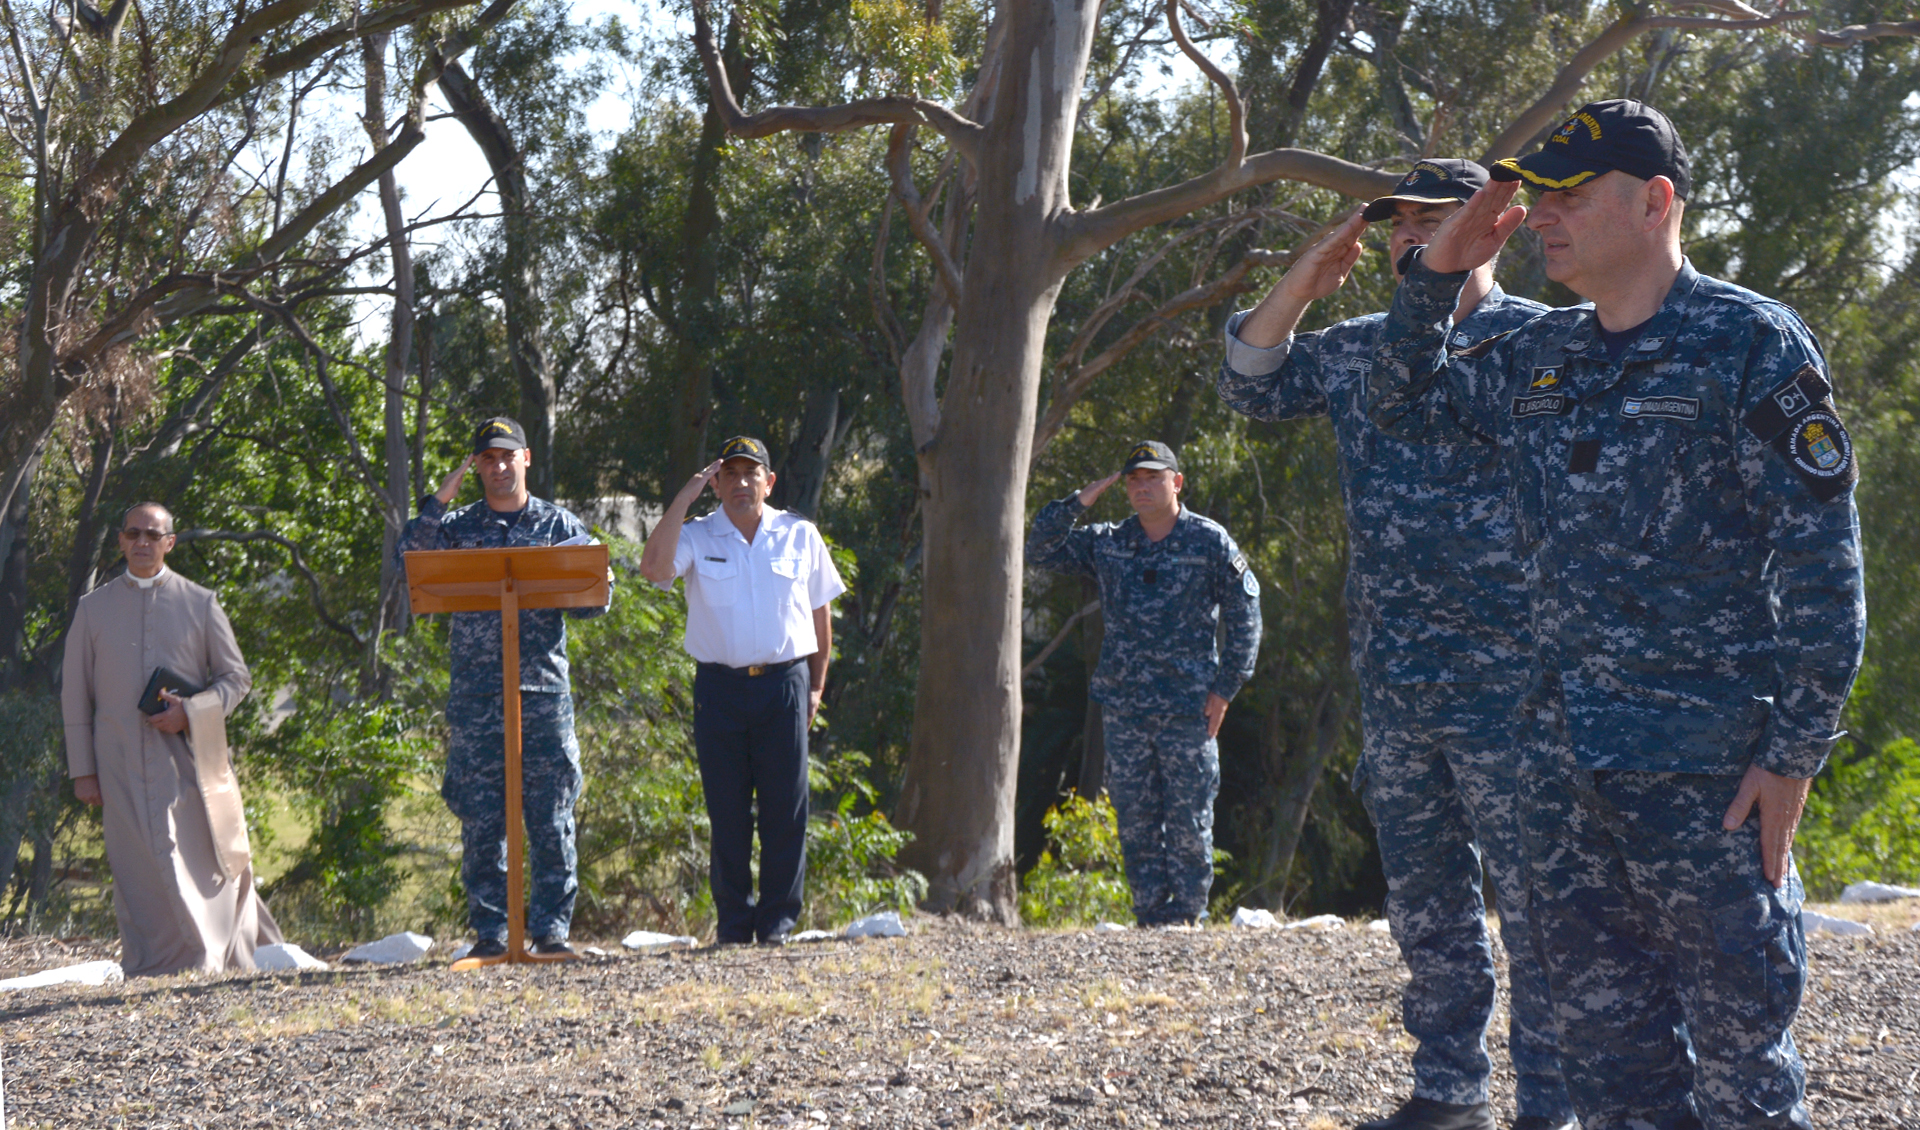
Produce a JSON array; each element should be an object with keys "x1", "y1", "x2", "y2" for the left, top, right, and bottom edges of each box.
[
  {"x1": 1491, "y1": 99, "x2": 1690, "y2": 199},
  {"x1": 1122, "y1": 440, "x2": 1179, "y2": 474},
  {"x1": 716, "y1": 436, "x2": 771, "y2": 467},
  {"x1": 471, "y1": 417, "x2": 527, "y2": 454},
  {"x1": 1362, "y1": 159, "x2": 1490, "y2": 222}
]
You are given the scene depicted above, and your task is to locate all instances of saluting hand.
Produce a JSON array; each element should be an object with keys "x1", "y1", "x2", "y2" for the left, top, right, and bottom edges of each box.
[
  {"x1": 1420, "y1": 182, "x2": 1527, "y2": 275},
  {"x1": 1277, "y1": 210, "x2": 1368, "y2": 305},
  {"x1": 1077, "y1": 472, "x2": 1122, "y2": 508},
  {"x1": 434, "y1": 456, "x2": 474, "y2": 505}
]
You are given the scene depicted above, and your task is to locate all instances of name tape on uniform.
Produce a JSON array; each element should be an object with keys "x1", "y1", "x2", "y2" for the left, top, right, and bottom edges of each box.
[{"x1": 1620, "y1": 396, "x2": 1700, "y2": 421}]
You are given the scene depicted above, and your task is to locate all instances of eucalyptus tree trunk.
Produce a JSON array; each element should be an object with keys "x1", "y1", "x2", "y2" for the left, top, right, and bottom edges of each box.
[{"x1": 889, "y1": 3, "x2": 1092, "y2": 918}]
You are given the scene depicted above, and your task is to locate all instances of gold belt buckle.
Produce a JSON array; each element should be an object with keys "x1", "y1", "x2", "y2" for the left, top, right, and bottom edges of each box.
[{"x1": 747, "y1": 665, "x2": 766, "y2": 676}]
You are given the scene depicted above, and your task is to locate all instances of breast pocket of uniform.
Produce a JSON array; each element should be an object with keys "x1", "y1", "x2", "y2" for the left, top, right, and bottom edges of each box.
[
  {"x1": 1614, "y1": 400, "x2": 1722, "y2": 557},
  {"x1": 694, "y1": 556, "x2": 740, "y2": 604},
  {"x1": 770, "y1": 555, "x2": 808, "y2": 603}
]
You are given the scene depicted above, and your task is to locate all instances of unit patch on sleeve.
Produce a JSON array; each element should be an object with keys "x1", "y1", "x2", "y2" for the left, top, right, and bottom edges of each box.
[
  {"x1": 1742, "y1": 363, "x2": 1856, "y2": 501},
  {"x1": 1242, "y1": 569, "x2": 1260, "y2": 597},
  {"x1": 1776, "y1": 409, "x2": 1857, "y2": 502}
]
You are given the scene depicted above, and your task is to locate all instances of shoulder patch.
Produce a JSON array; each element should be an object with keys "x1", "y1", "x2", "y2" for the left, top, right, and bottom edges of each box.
[
  {"x1": 1743, "y1": 364, "x2": 1833, "y2": 442},
  {"x1": 1776, "y1": 408, "x2": 1857, "y2": 502},
  {"x1": 1241, "y1": 569, "x2": 1260, "y2": 597}
]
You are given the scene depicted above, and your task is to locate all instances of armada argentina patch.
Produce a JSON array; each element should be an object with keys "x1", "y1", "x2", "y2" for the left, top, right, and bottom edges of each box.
[
  {"x1": 1776, "y1": 408, "x2": 1857, "y2": 502},
  {"x1": 1621, "y1": 396, "x2": 1700, "y2": 421},
  {"x1": 1511, "y1": 393, "x2": 1571, "y2": 418}
]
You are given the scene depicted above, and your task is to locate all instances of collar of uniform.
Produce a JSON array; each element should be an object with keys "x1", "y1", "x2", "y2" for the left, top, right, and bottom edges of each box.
[
  {"x1": 1619, "y1": 258, "x2": 1700, "y2": 365},
  {"x1": 1125, "y1": 504, "x2": 1190, "y2": 544},
  {"x1": 710, "y1": 505, "x2": 790, "y2": 543}
]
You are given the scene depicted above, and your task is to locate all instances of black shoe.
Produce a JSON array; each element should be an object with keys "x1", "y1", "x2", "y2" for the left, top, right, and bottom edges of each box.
[
  {"x1": 1356, "y1": 1098, "x2": 1496, "y2": 1130},
  {"x1": 714, "y1": 932, "x2": 754, "y2": 947},
  {"x1": 530, "y1": 936, "x2": 575, "y2": 956},
  {"x1": 1509, "y1": 1120, "x2": 1578, "y2": 1130},
  {"x1": 467, "y1": 938, "x2": 508, "y2": 959}
]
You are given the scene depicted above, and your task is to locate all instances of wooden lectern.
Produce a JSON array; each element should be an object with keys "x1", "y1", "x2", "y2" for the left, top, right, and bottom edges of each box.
[{"x1": 403, "y1": 544, "x2": 611, "y2": 970}]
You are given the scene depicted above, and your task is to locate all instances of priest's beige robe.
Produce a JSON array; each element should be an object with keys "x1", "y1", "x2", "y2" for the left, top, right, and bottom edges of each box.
[{"x1": 61, "y1": 570, "x2": 282, "y2": 977}]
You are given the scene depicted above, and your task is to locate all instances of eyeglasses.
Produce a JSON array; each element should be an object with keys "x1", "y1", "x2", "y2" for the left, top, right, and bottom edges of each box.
[{"x1": 121, "y1": 527, "x2": 172, "y2": 543}]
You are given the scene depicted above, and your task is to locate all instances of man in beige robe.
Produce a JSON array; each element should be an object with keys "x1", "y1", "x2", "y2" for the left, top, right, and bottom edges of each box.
[{"x1": 61, "y1": 502, "x2": 281, "y2": 977}]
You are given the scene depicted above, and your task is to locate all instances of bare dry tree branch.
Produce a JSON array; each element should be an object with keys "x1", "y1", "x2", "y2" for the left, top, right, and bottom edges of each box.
[
  {"x1": 887, "y1": 124, "x2": 966, "y2": 303},
  {"x1": 1032, "y1": 249, "x2": 1290, "y2": 459},
  {"x1": 1022, "y1": 600, "x2": 1100, "y2": 679},
  {"x1": 1062, "y1": 149, "x2": 1396, "y2": 266},
  {"x1": 1167, "y1": 0, "x2": 1246, "y2": 170},
  {"x1": 1806, "y1": 19, "x2": 1920, "y2": 45},
  {"x1": 691, "y1": 0, "x2": 982, "y2": 161},
  {"x1": 869, "y1": 195, "x2": 904, "y2": 368}
]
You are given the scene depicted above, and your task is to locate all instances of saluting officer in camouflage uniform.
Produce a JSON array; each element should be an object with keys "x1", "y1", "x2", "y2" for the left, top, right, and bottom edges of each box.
[
  {"x1": 1026, "y1": 441, "x2": 1261, "y2": 927},
  {"x1": 1369, "y1": 101, "x2": 1864, "y2": 1130},
  {"x1": 1219, "y1": 160, "x2": 1571, "y2": 1130},
  {"x1": 398, "y1": 417, "x2": 612, "y2": 960}
]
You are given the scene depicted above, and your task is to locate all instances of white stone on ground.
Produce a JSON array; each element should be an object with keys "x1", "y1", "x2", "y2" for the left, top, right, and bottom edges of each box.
[
  {"x1": 1231, "y1": 907, "x2": 1279, "y2": 929},
  {"x1": 0, "y1": 960, "x2": 123, "y2": 992},
  {"x1": 1802, "y1": 910, "x2": 1873, "y2": 936},
  {"x1": 844, "y1": 910, "x2": 907, "y2": 938},
  {"x1": 789, "y1": 929, "x2": 835, "y2": 943},
  {"x1": 342, "y1": 931, "x2": 434, "y2": 964},
  {"x1": 620, "y1": 930, "x2": 698, "y2": 950},
  {"x1": 252, "y1": 943, "x2": 327, "y2": 971},
  {"x1": 1280, "y1": 914, "x2": 1344, "y2": 931},
  {"x1": 1840, "y1": 881, "x2": 1920, "y2": 904},
  {"x1": 1366, "y1": 919, "x2": 1393, "y2": 933},
  {"x1": 1093, "y1": 921, "x2": 1131, "y2": 933}
]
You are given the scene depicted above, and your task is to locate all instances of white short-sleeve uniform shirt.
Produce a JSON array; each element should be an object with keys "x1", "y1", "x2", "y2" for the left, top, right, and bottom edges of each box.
[{"x1": 656, "y1": 507, "x2": 848, "y2": 668}]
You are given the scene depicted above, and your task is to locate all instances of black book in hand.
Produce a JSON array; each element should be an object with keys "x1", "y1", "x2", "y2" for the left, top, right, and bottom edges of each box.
[{"x1": 138, "y1": 667, "x2": 205, "y2": 716}]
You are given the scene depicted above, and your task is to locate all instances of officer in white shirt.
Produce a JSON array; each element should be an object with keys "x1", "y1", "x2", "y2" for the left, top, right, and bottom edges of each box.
[{"x1": 640, "y1": 436, "x2": 848, "y2": 944}]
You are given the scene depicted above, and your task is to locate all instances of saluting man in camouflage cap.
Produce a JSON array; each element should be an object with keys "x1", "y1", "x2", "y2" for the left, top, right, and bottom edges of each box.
[
  {"x1": 1026, "y1": 441, "x2": 1261, "y2": 927},
  {"x1": 397, "y1": 417, "x2": 611, "y2": 961},
  {"x1": 1369, "y1": 100, "x2": 1864, "y2": 1130},
  {"x1": 1219, "y1": 159, "x2": 1571, "y2": 1130}
]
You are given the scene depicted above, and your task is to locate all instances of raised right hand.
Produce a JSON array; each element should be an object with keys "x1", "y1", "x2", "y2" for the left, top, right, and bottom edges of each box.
[
  {"x1": 681, "y1": 459, "x2": 723, "y2": 503},
  {"x1": 434, "y1": 455, "x2": 474, "y2": 505},
  {"x1": 1420, "y1": 182, "x2": 1527, "y2": 275},
  {"x1": 1077, "y1": 472, "x2": 1122, "y2": 508},
  {"x1": 1276, "y1": 210, "x2": 1368, "y2": 305}
]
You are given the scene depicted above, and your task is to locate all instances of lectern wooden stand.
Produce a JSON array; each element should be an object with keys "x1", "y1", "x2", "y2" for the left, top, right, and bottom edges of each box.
[{"x1": 403, "y1": 544, "x2": 611, "y2": 970}]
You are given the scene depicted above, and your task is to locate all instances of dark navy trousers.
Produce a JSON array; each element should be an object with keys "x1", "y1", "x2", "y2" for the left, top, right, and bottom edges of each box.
[{"x1": 693, "y1": 659, "x2": 810, "y2": 942}]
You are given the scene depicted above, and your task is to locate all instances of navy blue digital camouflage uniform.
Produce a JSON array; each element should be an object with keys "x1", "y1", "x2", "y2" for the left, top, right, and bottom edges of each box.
[
  {"x1": 397, "y1": 494, "x2": 610, "y2": 943},
  {"x1": 1026, "y1": 497, "x2": 1261, "y2": 925},
  {"x1": 1371, "y1": 255, "x2": 1866, "y2": 1129},
  {"x1": 1219, "y1": 290, "x2": 1573, "y2": 1124}
]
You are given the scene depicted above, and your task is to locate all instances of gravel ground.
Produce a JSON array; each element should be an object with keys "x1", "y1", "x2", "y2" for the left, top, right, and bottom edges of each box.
[{"x1": 2, "y1": 907, "x2": 1916, "y2": 1129}]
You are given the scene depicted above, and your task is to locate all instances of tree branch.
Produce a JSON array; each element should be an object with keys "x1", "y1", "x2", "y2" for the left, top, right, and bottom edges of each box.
[
  {"x1": 1061, "y1": 149, "x2": 1397, "y2": 266},
  {"x1": 1166, "y1": 0, "x2": 1245, "y2": 170},
  {"x1": 1022, "y1": 600, "x2": 1100, "y2": 679},
  {"x1": 1033, "y1": 250, "x2": 1289, "y2": 459},
  {"x1": 887, "y1": 124, "x2": 965, "y2": 303},
  {"x1": 690, "y1": 0, "x2": 982, "y2": 161}
]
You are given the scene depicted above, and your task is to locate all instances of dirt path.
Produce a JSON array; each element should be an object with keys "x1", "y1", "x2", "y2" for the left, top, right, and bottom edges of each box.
[{"x1": 2, "y1": 913, "x2": 1915, "y2": 1129}]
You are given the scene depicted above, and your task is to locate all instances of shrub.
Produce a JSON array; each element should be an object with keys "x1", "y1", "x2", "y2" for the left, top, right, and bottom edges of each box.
[
  {"x1": 1019, "y1": 791, "x2": 1134, "y2": 926},
  {"x1": 1796, "y1": 736, "x2": 1920, "y2": 899}
]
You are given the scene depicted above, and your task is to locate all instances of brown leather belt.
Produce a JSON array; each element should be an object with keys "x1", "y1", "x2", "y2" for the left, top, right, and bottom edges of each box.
[{"x1": 698, "y1": 658, "x2": 803, "y2": 678}]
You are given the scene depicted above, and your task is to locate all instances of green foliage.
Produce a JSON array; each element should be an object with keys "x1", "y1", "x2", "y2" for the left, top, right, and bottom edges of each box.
[
  {"x1": 1797, "y1": 737, "x2": 1920, "y2": 899},
  {"x1": 848, "y1": 0, "x2": 968, "y2": 97},
  {"x1": 1019, "y1": 792, "x2": 1134, "y2": 927},
  {"x1": 804, "y1": 749, "x2": 926, "y2": 928}
]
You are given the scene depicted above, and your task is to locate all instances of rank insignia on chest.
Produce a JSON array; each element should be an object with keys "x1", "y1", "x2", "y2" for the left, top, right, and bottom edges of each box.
[{"x1": 1529, "y1": 366, "x2": 1561, "y2": 390}]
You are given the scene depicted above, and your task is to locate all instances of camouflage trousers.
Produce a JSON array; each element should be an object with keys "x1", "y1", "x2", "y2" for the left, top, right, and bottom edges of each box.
[
  {"x1": 1356, "y1": 680, "x2": 1572, "y2": 1122},
  {"x1": 1104, "y1": 709, "x2": 1218, "y2": 925},
  {"x1": 1522, "y1": 687, "x2": 1810, "y2": 1130},
  {"x1": 444, "y1": 692, "x2": 584, "y2": 942}
]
